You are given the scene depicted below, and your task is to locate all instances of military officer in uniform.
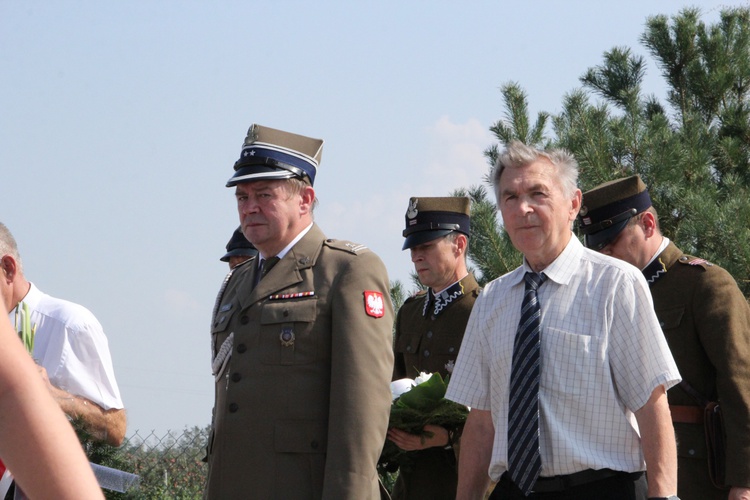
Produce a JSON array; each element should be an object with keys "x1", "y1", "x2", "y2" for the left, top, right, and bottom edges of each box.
[
  {"x1": 579, "y1": 175, "x2": 750, "y2": 500},
  {"x1": 388, "y1": 196, "x2": 480, "y2": 500},
  {"x1": 206, "y1": 124, "x2": 395, "y2": 499},
  {"x1": 220, "y1": 226, "x2": 258, "y2": 269}
]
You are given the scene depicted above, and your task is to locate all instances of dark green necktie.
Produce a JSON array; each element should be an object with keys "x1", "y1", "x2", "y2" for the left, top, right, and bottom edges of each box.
[{"x1": 260, "y1": 256, "x2": 280, "y2": 280}]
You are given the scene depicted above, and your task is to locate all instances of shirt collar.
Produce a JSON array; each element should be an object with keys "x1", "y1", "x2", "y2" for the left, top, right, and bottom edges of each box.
[
  {"x1": 521, "y1": 234, "x2": 581, "y2": 286},
  {"x1": 258, "y1": 222, "x2": 313, "y2": 261},
  {"x1": 643, "y1": 236, "x2": 670, "y2": 270}
]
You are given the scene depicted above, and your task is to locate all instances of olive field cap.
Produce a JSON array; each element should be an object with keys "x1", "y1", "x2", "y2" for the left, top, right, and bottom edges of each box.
[
  {"x1": 220, "y1": 227, "x2": 258, "y2": 262},
  {"x1": 578, "y1": 175, "x2": 652, "y2": 251},
  {"x1": 226, "y1": 124, "x2": 324, "y2": 187},
  {"x1": 402, "y1": 196, "x2": 471, "y2": 250}
]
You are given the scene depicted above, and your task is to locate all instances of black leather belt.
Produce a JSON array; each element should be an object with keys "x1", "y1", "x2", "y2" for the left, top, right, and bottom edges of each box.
[{"x1": 531, "y1": 468, "x2": 622, "y2": 492}]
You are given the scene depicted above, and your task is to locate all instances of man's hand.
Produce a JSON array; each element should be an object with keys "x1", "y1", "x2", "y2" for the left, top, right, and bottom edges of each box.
[
  {"x1": 36, "y1": 365, "x2": 53, "y2": 391},
  {"x1": 387, "y1": 424, "x2": 449, "y2": 451}
]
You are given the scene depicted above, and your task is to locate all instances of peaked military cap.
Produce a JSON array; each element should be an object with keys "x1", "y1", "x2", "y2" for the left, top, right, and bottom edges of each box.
[
  {"x1": 226, "y1": 124, "x2": 324, "y2": 187},
  {"x1": 402, "y1": 196, "x2": 471, "y2": 250},
  {"x1": 220, "y1": 227, "x2": 258, "y2": 262},
  {"x1": 578, "y1": 175, "x2": 652, "y2": 250}
]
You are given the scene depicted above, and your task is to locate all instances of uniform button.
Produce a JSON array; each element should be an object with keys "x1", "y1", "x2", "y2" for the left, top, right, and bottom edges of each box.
[
  {"x1": 237, "y1": 344, "x2": 247, "y2": 353},
  {"x1": 310, "y1": 440, "x2": 319, "y2": 450},
  {"x1": 688, "y1": 449, "x2": 696, "y2": 456},
  {"x1": 240, "y1": 316, "x2": 250, "y2": 325},
  {"x1": 406, "y1": 346, "x2": 412, "y2": 352},
  {"x1": 426, "y1": 331, "x2": 433, "y2": 339},
  {"x1": 659, "y1": 321, "x2": 665, "y2": 328},
  {"x1": 231, "y1": 372, "x2": 241, "y2": 382},
  {"x1": 423, "y1": 350, "x2": 430, "y2": 357},
  {"x1": 448, "y1": 347, "x2": 455, "y2": 353},
  {"x1": 283, "y1": 310, "x2": 289, "y2": 317},
  {"x1": 229, "y1": 403, "x2": 239, "y2": 413}
]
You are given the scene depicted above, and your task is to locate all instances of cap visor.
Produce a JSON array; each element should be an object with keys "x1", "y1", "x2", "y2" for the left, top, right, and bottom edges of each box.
[
  {"x1": 402, "y1": 229, "x2": 453, "y2": 250},
  {"x1": 584, "y1": 219, "x2": 630, "y2": 250}
]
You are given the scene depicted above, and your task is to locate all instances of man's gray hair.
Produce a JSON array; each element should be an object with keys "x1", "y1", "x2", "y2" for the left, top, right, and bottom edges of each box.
[
  {"x1": 491, "y1": 140, "x2": 579, "y2": 199},
  {"x1": 0, "y1": 222, "x2": 23, "y2": 272}
]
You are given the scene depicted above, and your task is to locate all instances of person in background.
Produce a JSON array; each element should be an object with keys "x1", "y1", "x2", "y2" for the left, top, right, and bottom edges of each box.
[
  {"x1": 579, "y1": 175, "x2": 750, "y2": 500},
  {"x1": 0, "y1": 303, "x2": 104, "y2": 500},
  {"x1": 388, "y1": 196, "x2": 480, "y2": 500},
  {"x1": 206, "y1": 123, "x2": 394, "y2": 499},
  {"x1": 220, "y1": 226, "x2": 258, "y2": 269},
  {"x1": 0, "y1": 223, "x2": 126, "y2": 447},
  {"x1": 445, "y1": 141, "x2": 681, "y2": 500}
]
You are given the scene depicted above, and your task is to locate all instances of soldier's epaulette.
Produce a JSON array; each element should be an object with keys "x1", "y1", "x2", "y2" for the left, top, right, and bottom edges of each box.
[
  {"x1": 678, "y1": 255, "x2": 714, "y2": 269},
  {"x1": 235, "y1": 256, "x2": 257, "y2": 268},
  {"x1": 323, "y1": 238, "x2": 369, "y2": 255},
  {"x1": 404, "y1": 289, "x2": 428, "y2": 304}
]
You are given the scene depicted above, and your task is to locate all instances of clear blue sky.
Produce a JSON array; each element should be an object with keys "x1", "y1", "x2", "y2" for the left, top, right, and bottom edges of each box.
[{"x1": 1, "y1": 1, "x2": 736, "y2": 435}]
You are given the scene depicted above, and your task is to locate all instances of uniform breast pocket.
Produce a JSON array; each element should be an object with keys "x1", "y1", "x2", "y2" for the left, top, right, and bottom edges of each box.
[
  {"x1": 657, "y1": 307, "x2": 685, "y2": 331},
  {"x1": 260, "y1": 298, "x2": 318, "y2": 365},
  {"x1": 211, "y1": 303, "x2": 238, "y2": 379},
  {"x1": 395, "y1": 333, "x2": 421, "y2": 356}
]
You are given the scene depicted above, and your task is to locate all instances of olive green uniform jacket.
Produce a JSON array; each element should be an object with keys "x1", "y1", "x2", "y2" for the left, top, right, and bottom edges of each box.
[
  {"x1": 206, "y1": 224, "x2": 394, "y2": 500},
  {"x1": 391, "y1": 273, "x2": 480, "y2": 500},
  {"x1": 649, "y1": 242, "x2": 750, "y2": 498}
]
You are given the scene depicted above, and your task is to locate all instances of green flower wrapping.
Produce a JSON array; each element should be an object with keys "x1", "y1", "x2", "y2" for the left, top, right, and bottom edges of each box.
[
  {"x1": 378, "y1": 372, "x2": 468, "y2": 474},
  {"x1": 15, "y1": 302, "x2": 37, "y2": 354}
]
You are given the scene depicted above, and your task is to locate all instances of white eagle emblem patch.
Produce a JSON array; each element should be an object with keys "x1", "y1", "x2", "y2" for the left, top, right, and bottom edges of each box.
[{"x1": 364, "y1": 291, "x2": 385, "y2": 318}]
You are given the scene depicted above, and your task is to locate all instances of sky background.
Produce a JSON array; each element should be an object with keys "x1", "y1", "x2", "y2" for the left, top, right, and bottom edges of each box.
[{"x1": 1, "y1": 1, "x2": 739, "y2": 436}]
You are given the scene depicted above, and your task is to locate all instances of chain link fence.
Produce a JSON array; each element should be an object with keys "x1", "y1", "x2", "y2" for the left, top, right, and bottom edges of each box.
[{"x1": 93, "y1": 427, "x2": 208, "y2": 499}]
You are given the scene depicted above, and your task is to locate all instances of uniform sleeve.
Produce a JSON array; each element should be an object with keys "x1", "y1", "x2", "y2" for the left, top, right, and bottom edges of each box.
[
  {"x1": 693, "y1": 267, "x2": 750, "y2": 488},
  {"x1": 323, "y1": 251, "x2": 394, "y2": 499},
  {"x1": 445, "y1": 289, "x2": 491, "y2": 410},
  {"x1": 392, "y1": 307, "x2": 406, "y2": 381}
]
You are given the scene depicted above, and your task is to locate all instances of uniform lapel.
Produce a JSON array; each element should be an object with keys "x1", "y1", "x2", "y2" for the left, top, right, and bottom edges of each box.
[{"x1": 236, "y1": 224, "x2": 324, "y2": 308}]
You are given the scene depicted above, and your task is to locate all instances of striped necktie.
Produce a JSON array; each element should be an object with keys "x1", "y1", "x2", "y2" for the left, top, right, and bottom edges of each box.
[{"x1": 508, "y1": 271, "x2": 547, "y2": 496}]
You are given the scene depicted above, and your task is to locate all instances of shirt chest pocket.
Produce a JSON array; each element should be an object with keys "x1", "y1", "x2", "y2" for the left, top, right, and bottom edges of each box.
[{"x1": 260, "y1": 298, "x2": 319, "y2": 365}]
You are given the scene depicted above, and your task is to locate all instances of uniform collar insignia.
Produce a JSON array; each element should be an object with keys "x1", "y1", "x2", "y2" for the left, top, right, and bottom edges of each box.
[
  {"x1": 643, "y1": 257, "x2": 667, "y2": 284},
  {"x1": 423, "y1": 280, "x2": 465, "y2": 317}
]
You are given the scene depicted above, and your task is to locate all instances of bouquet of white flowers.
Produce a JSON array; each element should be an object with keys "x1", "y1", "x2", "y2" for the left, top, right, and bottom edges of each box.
[{"x1": 378, "y1": 372, "x2": 468, "y2": 474}]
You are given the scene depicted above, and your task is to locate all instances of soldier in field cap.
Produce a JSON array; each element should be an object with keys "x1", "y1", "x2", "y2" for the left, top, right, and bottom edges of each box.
[
  {"x1": 207, "y1": 124, "x2": 395, "y2": 499},
  {"x1": 580, "y1": 175, "x2": 750, "y2": 500},
  {"x1": 219, "y1": 227, "x2": 258, "y2": 269},
  {"x1": 388, "y1": 196, "x2": 480, "y2": 500}
]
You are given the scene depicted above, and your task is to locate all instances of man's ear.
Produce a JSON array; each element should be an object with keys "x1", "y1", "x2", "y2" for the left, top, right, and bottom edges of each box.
[
  {"x1": 570, "y1": 189, "x2": 582, "y2": 220},
  {"x1": 1, "y1": 255, "x2": 17, "y2": 282},
  {"x1": 454, "y1": 234, "x2": 468, "y2": 256},
  {"x1": 640, "y1": 211, "x2": 658, "y2": 238},
  {"x1": 299, "y1": 185, "x2": 316, "y2": 214}
]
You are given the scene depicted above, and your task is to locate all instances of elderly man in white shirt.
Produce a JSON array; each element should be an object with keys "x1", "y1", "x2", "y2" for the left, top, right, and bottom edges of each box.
[
  {"x1": 0, "y1": 223, "x2": 126, "y2": 448},
  {"x1": 445, "y1": 141, "x2": 680, "y2": 500}
]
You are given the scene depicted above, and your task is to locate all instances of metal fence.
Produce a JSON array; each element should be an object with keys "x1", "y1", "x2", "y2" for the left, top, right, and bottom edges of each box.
[{"x1": 97, "y1": 427, "x2": 208, "y2": 499}]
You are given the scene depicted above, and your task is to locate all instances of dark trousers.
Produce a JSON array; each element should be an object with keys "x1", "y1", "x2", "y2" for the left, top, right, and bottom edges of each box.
[{"x1": 488, "y1": 470, "x2": 647, "y2": 500}]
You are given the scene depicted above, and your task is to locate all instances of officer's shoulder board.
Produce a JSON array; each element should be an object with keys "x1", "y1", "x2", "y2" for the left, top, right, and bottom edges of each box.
[
  {"x1": 403, "y1": 289, "x2": 428, "y2": 305},
  {"x1": 323, "y1": 238, "x2": 369, "y2": 255},
  {"x1": 678, "y1": 254, "x2": 714, "y2": 270}
]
